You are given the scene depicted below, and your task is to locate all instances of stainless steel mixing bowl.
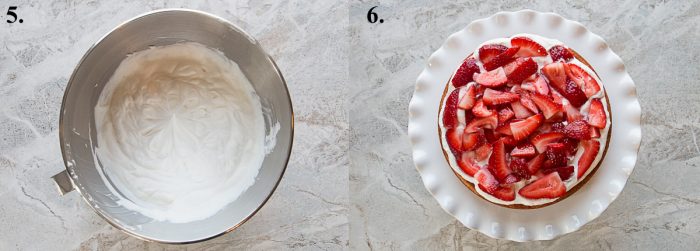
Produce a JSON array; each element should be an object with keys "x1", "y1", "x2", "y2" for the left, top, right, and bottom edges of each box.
[{"x1": 53, "y1": 9, "x2": 293, "y2": 243}]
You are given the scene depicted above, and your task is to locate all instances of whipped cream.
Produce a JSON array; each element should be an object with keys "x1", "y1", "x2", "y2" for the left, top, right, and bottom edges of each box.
[
  {"x1": 95, "y1": 42, "x2": 266, "y2": 223},
  {"x1": 438, "y1": 34, "x2": 611, "y2": 206}
]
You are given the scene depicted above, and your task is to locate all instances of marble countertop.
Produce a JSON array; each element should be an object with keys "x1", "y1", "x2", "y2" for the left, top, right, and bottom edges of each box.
[{"x1": 1, "y1": 0, "x2": 699, "y2": 250}]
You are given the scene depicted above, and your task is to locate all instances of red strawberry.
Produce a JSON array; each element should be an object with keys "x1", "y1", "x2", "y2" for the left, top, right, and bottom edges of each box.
[
  {"x1": 530, "y1": 93, "x2": 562, "y2": 119},
  {"x1": 567, "y1": 63, "x2": 600, "y2": 98},
  {"x1": 521, "y1": 81, "x2": 536, "y2": 92},
  {"x1": 465, "y1": 114, "x2": 498, "y2": 133},
  {"x1": 549, "y1": 45, "x2": 573, "y2": 62},
  {"x1": 475, "y1": 143, "x2": 492, "y2": 161},
  {"x1": 533, "y1": 75, "x2": 550, "y2": 95},
  {"x1": 587, "y1": 99, "x2": 606, "y2": 128},
  {"x1": 462, "y1": 132, "x2": 479, "y2": 151},
  {"x1": 483, "y1": 88, "x2": 519, "y2": 105},
  {"x1": 479, "y1": 44, "x2": 508, "y2": 64},
  {"x1": 489, "y1": 185, "x2": 515, "y2": 201},
  {"x1": 563, "y1": 78, "x2": 588, "y2": 107},
  {"x1": 452, "y1": 58, "x2": 480, "y2": 88},
  {"x1": 590, "y1": 127, "x2": 601, "y2": 138},
  {"x1": 488, "y1": 139, "x2": 512, "y2": 182},
  {"x1": 510, "y1": 37, "x2": 547, "y2": 57},
  {"x1": 577, "y1": 140, "x2": 600, "y2": 178},
  {"x1": 519, "y1": 92, "x2": 539, "y2": 113},
  {"x1": 561, "y1": 138, "x2": 580, "y2": 156},
  {"x1": 443, "y1": 88, "x2": 460, "y2": 128},
  {"x1": 531, "y1": 132, "x2": 566, "y2": 153},
  {"x1": 503, "y1": 174, "x2": 521, "y2": 184},
  {"x1": 483, "y1": 46, "x2": 520, "y2": 71},
  {"x1": 527, "y1": 153, "x2": 545, "y2": 174},
  {"x1": 541, "y1": 62, "x2": 567, "y2": 93},
  {"x1": 551, "y1": 122, "x2": 566, "y2": 133},
  {"x1": 564, "y1": 120, "x2": 592, "y2": 140},
  {"x1": 550, "y1": 89, "x2": 564, "y2": 105},
  {"x1": 518, "y1": 172, "x2": 566, "y2": 199},
  {"x1": 510, "y1": 157, "x2": 530, "y2": 179},
  {"x1": 474, "y1": 67, "x2": 508, "y2": 87},
  {"x1": 458, "y1": 85, "x2": 477, "y2": 110},
  {"x1": 511, "y1": 100, "x2": 534, "y2": 119},
  {"x1": 543, "y1": 166, "x2": 575, "y2": 181},
  {"x1": 457, "y1": 152, "x2": 481, "y2": 177},
  {"x1": 472, "y1": 99, "x2": 494, "y2": 117},
  {"x1": 495, "y1": 124, "x2": 512, "y2": 135},
  {"x1": 564, "y1": 102, "x2": 583, "y2": 122},
  {"x1": 503, "y1": 57, "x2": 537, "y2": 84},
  {"x1": 483, "y1": 129, "x2": 499, "y2": 143},
  {"x1": 446, "y1": 127, "x2": 464, "y2": 152},
  {"x1": 511, "y1": 143, "x2": 536, "y2": 158},
  {"x1": 497, "y1": 107, "x2": 515, "y2": 125},
  {"x1": 510, "y1": 114, "x2": 544, "y2": 141},
  {"x1": 544, "y1": 143, "x2": 568, "y2": 168},
  {"x1": 475, "y1": 169, "x2": 499, "y2": 193}
]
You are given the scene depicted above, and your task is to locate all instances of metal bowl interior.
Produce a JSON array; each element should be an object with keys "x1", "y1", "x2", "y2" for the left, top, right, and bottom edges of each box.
[{"x1": 59, "y1": 9, "x2": 293, "y2": 243}]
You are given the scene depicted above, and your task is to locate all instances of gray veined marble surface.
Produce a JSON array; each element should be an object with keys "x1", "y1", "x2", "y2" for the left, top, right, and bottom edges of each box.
[{"x1": 1, "y1": 0, "x2": 700, "y2": 250}]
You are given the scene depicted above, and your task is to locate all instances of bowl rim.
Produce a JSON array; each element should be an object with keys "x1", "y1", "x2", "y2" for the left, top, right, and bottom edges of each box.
[{"x1": 57, "y1": 8, "x2": 294, "y2": 244}]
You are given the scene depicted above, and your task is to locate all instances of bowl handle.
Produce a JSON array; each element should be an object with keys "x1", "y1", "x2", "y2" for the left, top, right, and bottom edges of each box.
[{"x1": 51, "y1": 170, "x2": 75, "y2": 195}]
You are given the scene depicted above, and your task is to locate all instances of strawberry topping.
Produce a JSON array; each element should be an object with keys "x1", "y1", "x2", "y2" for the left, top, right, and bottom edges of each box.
[
  {"x1": 564, "y1": 120, "x2": 592, "y2": 140},
  {"x1": 511, "y1": 37, "x2": 547, "y2": 57},
  {"x1": 503, "y1": 57, "x2": 538, "y2": 84},
  {"x1": 549, "y1": 45, "x2": 573, "y2": 62},
  {"x1": 518, "y1": 172, "x2": 566, "y2": 199},
  {"x1": 472, "y1": 99, "x2": 494, "y2": 117},
  {"x1": 457, "y1": 152, "x2": 481, "y2": 177},
  {"x1": 483, "y1": 88, "x2": 520, "y2": 106},
  {"x1": 577, "y1": 140, "x2": 600, "y2": 178},
  {"x1": 479, "y1": 44, "x2": 508, "y2": 64},
  {"x1": 587, "y1": 99, "x2": 606, "y2": 128},
  {"x1": 510, "y1": 114, "x2": 544, "y2": 141},
  {"x1": 465, "y1": 114, "x2": 498, "y2": 133},
  {"x1": 474, "y1": 67, "x2": 508, "y2": 87},
  {"x1": 458, "y1": 85, "x2": 477, "y2": 110},
  {"x1": 452, "y1": 58, "x2": 480, "y2": 88},
  {"x1": 483, "y1": 46, "x2": 520, "y2": 71},
  {"x1": 488, "y1": 139, "x2": 512, "y2": 182}
]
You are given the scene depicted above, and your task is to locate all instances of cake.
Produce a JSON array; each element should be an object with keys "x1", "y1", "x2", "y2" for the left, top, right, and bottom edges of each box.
[{"x1": 437, "y1": 34, "x2": 611, "y2": 208}]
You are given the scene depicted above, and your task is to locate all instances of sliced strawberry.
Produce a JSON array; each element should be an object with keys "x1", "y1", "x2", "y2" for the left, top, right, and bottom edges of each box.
[
  {"x1": 457, "y1": 152, "x2": 481, "y2": 177},
  {"x1": 488, "y1": 139, "x2": 512, "y2": 182},
  {"x1": 587, "y1": 99, "x2": 607, "y2": 128},
  {"x1": 511, "y1": 101, "x2": 534, "y2": 119},
  {"x1": 503, "y1": 174, "x2": 521, "y2": 184},
  {"x1": 519, "y1": 92, "x2": 539, "y2": 113},
  {"x1": 527, "y1": 153, "x2": 545, "y2": 174},
  {"x1": 550, "y1": 89, "x2": 564, "y2": 105},
  {"x1": 563, "y1": 78, "x2": 588, "y2": 107},
  {"x1": 474, "y1": 67, "x2": 508, "y2": 87},
  {"x1": 472, "y1": 99, "x2": 494, "y2": 117},
  {"x1": 462, "y1": 132, "x2": 479, "y2": 151},
  {"x1": 590, "y1": 127, "x2": 601, "y2": 138},
  {"x1": 519, "y1": 172, "x2": 566, "y2": 199},
  {"x1": 489, "y1": 185, "x2": 515, "y2": 201},
  {"x1": 475, "y1": 169, "x2": 499, "y2": 193},
  {"x1": 549, "y1": 45, "x2": 573, "y2": 62},
  {"x1": 564, "y1": 120, "x2": 592, "y2": 140},
  {"x1": 465, "y1": 114, "x2": 498, "y2": 133},
  {"x1": 541, "y1": 62, "x2": 567, "y2": 93},
  {"x1": 511, "y1": 143, "x2": 536, "y2": 158},
  {"x1": 495, "y1": 124, "x2": 512, "y2": 136},
  {"x1": 544, "y1": 143, "x2": 568, "y2": 168},
  {"x1": 443, "y1": 88, "x2": 460, "y2": 128},
  {"x1": 458, "y1": 85, "x2": 477, "y2": 110},
  {"x1": 446, "y1": 127, "x2": 464, "y2": 152},
  {"x1": 510, "y1": 157, "x2": 530, "y2": 179},
  {"x1": 497, "y1": 107, "x2": 515, "y2": 125},
  {"x1": 483, "y1": 88, "x2": 519, "y2": 106},
  {"x1": 530, "y1": 93, "x2": 562, "y2": 119},
  {"x1": 483, "y1": 46, "x2": 520, "y2": 71},
  {"x1": 567, "y1": 63, "x2": 600, "y2": 97},
  {"x1": 452, "y1": 58, "x2": 480, "y2": 88},
  {"x1": 510, "y1": 37, "x2": 547, "y2": 57},
  {"x1": 510, "y1": 114, "x2": 544, "y2": 141},
  {"x1": 533, "y1": 75, "x2": 549, "y2": 95},
  {"x1": 543, "y1": 166, "x2": 575, "y2": 181},
  {"x1": 551, "y1": 122, "x2": 566, "y2": 133},
  {"x1": 503, "y1": 57, "x2": 537, "y2": 84},
  {"x1": 577, "y1": 140, "x2": 600, "y2": 178},
  {"x1": 564, "y1": 102, "x2": 583, "y2": 122},
  {"x1": 531, "y1": 132, "x2": 566, "y2": 153},
  {"x1": 474, "y1": 143, "x2": 492, "y2": 161},
  {"x1": 561, "y1": 138, "x2": 580, "y2": 156},
  {"x1": 521, "y1": 81, "x2": 536, "y2": 92},
  {"x1": 479, "y1": 44, "x2": 507, "y2": 64},
  {"x1": 483, "y1": 129, "x2": 499, "y2": 143}
]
